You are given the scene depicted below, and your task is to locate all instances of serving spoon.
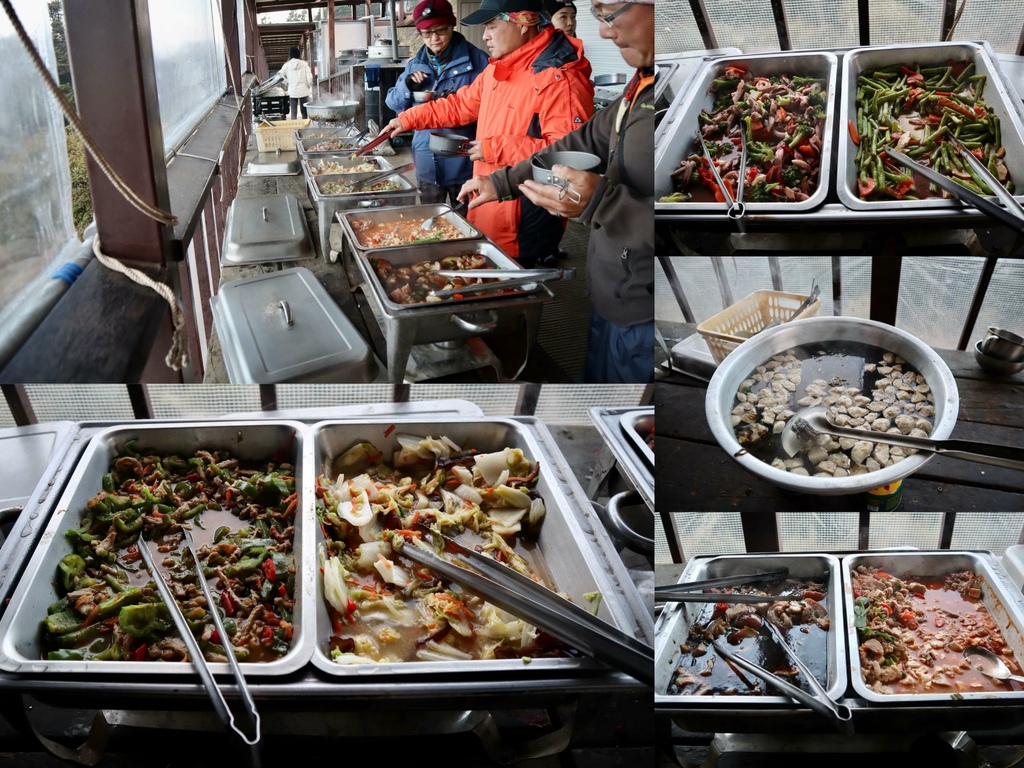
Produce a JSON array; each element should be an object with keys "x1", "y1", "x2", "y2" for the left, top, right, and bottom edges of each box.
[
  {"x1": 964, "y1": 645, "x2": 1024, "y2": 684},
  {"x1": 780, "y1": 405, "x2": 1024, "y2": 471}
]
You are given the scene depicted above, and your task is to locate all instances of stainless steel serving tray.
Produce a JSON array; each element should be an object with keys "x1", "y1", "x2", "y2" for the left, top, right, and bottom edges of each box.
[
  {"x1": 655, "y1": 553, "x2": 847, "y2": 727},
  {"x1": 589, "y1": 407, "x2": 654, "y2": 511},
  {"x1": 221, "y1": 193, "x2": 314, "y2": 265},
  {"x1": 302, "y1": 154, "x2": 392, "y2": 177},
  {"x1": 308, "y1": 172, "x2": 415, "y2": 199},
  {"x1": 838, "y1": 41, "x2": 1024, "y2": 212},
  {"x1": 357, "y1": 240, "x2": 545, "y2": 314},
  {"x1": 337, "y1": 204, "x2": 483, "y2": 254},
  {"x1": 619, "y1": 410, "x2": 654, "y2": 469},
  {"x1": 655, "y1": 51, "x2": 839, "y2": 215},
  {"x1": 0, "y1": 421, "x2": 315, "y2": 677},
  {"x1": 844, "y1": 550, "x2": 1024, "y2": 704},
  {"x1": 309, "y1": 418, "x2": 650, "y2": 678},
  {"x1": 297, "y1": 136, "x2": 366, "y2": 156}
]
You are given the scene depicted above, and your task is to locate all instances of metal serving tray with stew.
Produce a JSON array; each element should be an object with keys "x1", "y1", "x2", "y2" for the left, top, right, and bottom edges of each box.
[
  {"x1": 337, "y1": 204, "x2": 482, "y2": 254},
  {"x1": 308, "y1": 418, "x2": 647, "y2": 678},
  {"x1": 654, "y1": 51, "x2": 838, "y2": 216},
  {"x1": 655, "y1": 553, "x2": 846, "y2": 729},
  {"x1": 844, "y1": 550, "x2": 1024, "y2": 704},
  {"x1": 0, "y1": 421, "x2": 314, "y2": 677},
  {"x1": 837, "y1": 41, "x2": 1024, "y2": 213}
]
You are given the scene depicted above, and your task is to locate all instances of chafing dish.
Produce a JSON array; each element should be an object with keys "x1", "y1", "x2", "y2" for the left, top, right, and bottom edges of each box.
[
  {"x1": 309, "y1": 418, "x2": 648, "y2": 678},
  {"x1": 654, "y1": 51, "x2": 838, "y2": 215},
  {"x1": 0, "y1": 421, "x2": 314, "y2": 677},
  {"x1": 337, "y1": 204, "x2": 482, "y2": 255},
  {"x1": 656, "y1": 553, "x2": 846, "y2": 732},
  {"x1": 844, "y1": 551, "x2": 1024, "y2": 703},
  {"x1": 838, "y1": 42, "x2": 1024, "y2": 213},
  {"x1": 589, "y1": 407, "x2": 654, "y2": 512},
  {"x1": 352, "y1": 239, "x2": 554, "y2": 383}
]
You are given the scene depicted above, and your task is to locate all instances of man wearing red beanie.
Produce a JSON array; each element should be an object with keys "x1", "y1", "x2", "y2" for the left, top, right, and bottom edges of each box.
[{"x1": 384, "y1": 0, "x2": 594, "y2": 268}]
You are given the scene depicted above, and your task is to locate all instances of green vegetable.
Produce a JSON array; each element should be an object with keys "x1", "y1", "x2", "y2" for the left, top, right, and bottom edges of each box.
[
  {"x1": 58, "y1": 554, "x2": 87, "y2": 591},
  {"x1": 119, "y1": 603, "x2": 161, "y2": 638},
  {"x1": 747, "y1": 182, "x2": 779, "y2": 202}
]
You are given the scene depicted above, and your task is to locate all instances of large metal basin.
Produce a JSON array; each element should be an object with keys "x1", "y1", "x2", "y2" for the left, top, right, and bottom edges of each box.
[
  {"x1": 838, "y1": 42, "x2": 1024, "y2": 213},
  {"x1": 705, "y1": 316, "x2": 959, "y2": 495},
  {"x1": 654, "y1": 51, "x2": 838, "y2": 215},
  {"x1": 0, "y1": 421, "x2": 314, "y2": 677}
]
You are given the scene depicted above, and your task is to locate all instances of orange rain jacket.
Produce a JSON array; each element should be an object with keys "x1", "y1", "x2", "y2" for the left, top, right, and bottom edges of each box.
[{"x1": 397, "y1": 27, "x2": 594, "y2": 258}]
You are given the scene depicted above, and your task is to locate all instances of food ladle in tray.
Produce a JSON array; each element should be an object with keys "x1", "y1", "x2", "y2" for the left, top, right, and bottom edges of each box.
[
  {"x1": 964, "y1": 645, "x2": 1024, "y2": 685},
  {"x1": 781, "y1": 405, "x2": 1024, "y2": 471},
  {"x1": 138, "y1": 530, "x2": 261, "y2": 749}
]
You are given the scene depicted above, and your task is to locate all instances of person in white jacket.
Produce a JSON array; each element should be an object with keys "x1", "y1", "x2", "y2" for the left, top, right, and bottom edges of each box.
[{"x1": 280, "y1": 46, "x2": 313, "y2": 120}]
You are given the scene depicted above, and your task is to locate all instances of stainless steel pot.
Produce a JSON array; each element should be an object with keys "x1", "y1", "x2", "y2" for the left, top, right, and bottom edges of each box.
[
  {"x1": 304, "y1": 100, "x2": 360, "y2": 122},
  {"x1": 429, "y1": 131, "x2": 471, "y2": 155},
  {"x1": 704, "y1": 316, "x2": 959, "y2": 495}
]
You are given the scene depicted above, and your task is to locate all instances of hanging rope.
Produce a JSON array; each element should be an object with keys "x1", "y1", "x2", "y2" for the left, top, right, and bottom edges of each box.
[
  {"x1": 945, "y1": 0, "x2": 969, "y2": 40},
  {"x1": 92, "y1": 236, "x2": 189, "y2": 370}
]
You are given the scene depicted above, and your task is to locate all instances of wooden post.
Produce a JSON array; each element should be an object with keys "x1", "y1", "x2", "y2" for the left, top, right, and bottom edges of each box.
[
  {"x1": 63, "y1": 0, "x2": 172, "y2": 266},
  {"x1": 328, "y1": 0, "x2": 336, "y2": 77}
]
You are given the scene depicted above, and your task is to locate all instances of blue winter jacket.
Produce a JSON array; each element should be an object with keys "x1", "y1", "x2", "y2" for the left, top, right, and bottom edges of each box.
[{"x1": 385, "y1": 32, "x2": 489, "y2": 187}]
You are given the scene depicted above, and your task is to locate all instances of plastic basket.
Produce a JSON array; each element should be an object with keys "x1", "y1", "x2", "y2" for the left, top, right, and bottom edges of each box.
[
  {"x1": 697, "y1": 289, "x2": 822, "y2": 365},
  {"x1": 255, "y1": 118, "x2": 310, "y2": 152}
]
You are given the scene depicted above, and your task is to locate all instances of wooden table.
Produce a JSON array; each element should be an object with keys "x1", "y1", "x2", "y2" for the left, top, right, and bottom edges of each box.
[{"x1": 655, "y1": 321, "x2": 1024, "y2": 522}]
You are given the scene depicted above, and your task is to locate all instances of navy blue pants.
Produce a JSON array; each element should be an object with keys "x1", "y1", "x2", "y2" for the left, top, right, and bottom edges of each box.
[{"x1": 581, "y1": 311, "x2": 655, "y2": 383}]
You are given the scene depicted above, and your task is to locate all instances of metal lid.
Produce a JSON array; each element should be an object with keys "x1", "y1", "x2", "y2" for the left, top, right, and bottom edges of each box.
[
  {"x1": 222, "y1": 194, "x2": 313, "y2": 265},
  {"x1": 245, "y1": 150, "x2": 301, "y2": 176},
  {"x1": 213, "y1": 267, "x2": 378, "y2": 383}
]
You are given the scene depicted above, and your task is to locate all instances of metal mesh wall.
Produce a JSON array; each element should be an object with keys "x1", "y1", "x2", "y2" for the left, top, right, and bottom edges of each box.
[
  {"x1": 895, "y1": 257, "x2": 984, "y2": 349},
  {"x1": 655, "y1": 3, "x2": 705, "y2": 55},
  {"x1": 275, "y1": 385, "x2": 394, "y2": 410},
  {"x1": 778, "y1": 512, "x2": 860, "y2": 551},
  {"x1": 949, "y1": 0, "x2": 1024, "y2": 53},
  {"x1": 783, "y1": 0, "x2": 859, "y2": 50},
  {"x1": 409, "y1": 384, "x2": 521, "y2": 415},
  {"x1": 662, "y1": 512, "x2": 747, "y2": 565},
  {"x1": 950, "y1": 513, "x2": 1024, "y2": 556},
  {"x1": 24, "y1": 385, "x2": 134, "y2": 422},
  {"x1": 868, "y1": 512, "x2": 944, "y2": 549},
  {"x1": 0, "y1": 397, "x2": 14, "y2": 428},
  {"x1": 148, "y1": 385, "x2": 262, "y2": 418},
  {"x1": 839, "y1": 256, "x2": 873, "y2": 318},
  {"x1": 967, "y1": 259, "x2": 1024, "y2": 345},
  {"x1": 702, "y1": 0, "x2": 782, "y2": 53},
  {"x1": 534, "y1": 385, "x2": 646, "y2": 425},
  {"x1": 866, "y1": 0, "x2": 944, "y2": 45}
]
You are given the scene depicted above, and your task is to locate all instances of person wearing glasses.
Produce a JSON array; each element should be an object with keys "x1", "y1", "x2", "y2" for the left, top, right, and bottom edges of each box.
[
  {"x1": 385, "y1": 0, "x2": 489, "y2": 206},
  {"x1": 384, "y1": 0, "x2": 594, "y2": 268},
  {"x1": 458, "y1": 1, "x2": 655, "y2": 383},
  {"x1": 543, "y1": 0, "x2": 577, "y2": 37}
]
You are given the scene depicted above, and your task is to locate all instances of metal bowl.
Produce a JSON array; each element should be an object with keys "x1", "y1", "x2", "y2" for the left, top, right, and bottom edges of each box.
[
  {"x1": 412, "y1": 90, "x2": 436, "y2": 104},
  {"x1": 705, "y1": 316, "x2": 960, "y2": 495},
  {"x1": 975, "y1": 340, "x2": 1024, "y2": 375},
  {"x1": 429, "y1": 131, "x2": 470, "y2": 155},
  {"x1": 981, "y1": 326, "x2": 1024, "y2": 362},
  {"x1": 531, "y1": 151, "x2": 601, "y2": 183},
  {"x1": 304, "y1": 100, "x2": 359, "y2": 122}
]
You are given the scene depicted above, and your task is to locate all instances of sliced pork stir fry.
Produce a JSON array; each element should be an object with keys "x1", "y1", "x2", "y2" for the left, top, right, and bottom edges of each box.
[
  {"x1": 317, "y1": 434, "x2": 569, "y2": 665},
  {"x1": 852, "y1": 565, "x2": 1021, "y2": 694},
  {"x1": 669, "y1": 577, "x2": 830, "y2": 696},
  {"x1": 662, "y1": 67, "x2": 829, "y2": 204},
  {"x1": 42, "y1": 442, "x2": 298, "y2": 663}
]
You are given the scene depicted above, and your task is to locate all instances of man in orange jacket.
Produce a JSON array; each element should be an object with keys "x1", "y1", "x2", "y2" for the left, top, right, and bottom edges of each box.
[{"x1": 384, "y1": 0, "x2": 594, "y2": 267}]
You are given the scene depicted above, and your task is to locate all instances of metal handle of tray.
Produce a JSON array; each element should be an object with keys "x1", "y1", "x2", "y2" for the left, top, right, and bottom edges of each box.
[
  {"x1": 449, "y1": 309, "x2": 498, "y2": 333},
  {"x1": 279, "y1": 300, "x2": 293, "y2": 326}
]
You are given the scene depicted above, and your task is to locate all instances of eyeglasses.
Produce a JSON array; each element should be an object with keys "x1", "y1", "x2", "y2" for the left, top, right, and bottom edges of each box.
[
  {"x1": 589, "y1": 2, "x2": 634, "y2": 28},
  {"x1": 419, "y1": 26, "x2": 453, "y2": 39}
]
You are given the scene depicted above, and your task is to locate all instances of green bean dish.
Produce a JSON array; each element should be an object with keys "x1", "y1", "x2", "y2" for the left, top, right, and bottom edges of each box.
[
  {"x1": 852, "y1": 60, "x2": 1013, "y2": 201},
  {"x1": 41, "y1": 441, "x2": 298, "y2": 663}
]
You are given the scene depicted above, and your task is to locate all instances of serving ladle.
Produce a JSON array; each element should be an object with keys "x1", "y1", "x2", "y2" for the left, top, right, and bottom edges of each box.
[
  {"x1": 780, "y1": 405, "x2": 1024, "y2": 471},
  {"x1": 964, "y1": 645, "x2": 1024, "y2": 684}
]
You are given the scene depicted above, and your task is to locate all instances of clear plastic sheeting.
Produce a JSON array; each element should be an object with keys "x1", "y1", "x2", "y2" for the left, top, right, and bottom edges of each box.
[
  {"x1": 967, "y1": 258, "x2": 1024, "y2": 344},
  {"x1": 23, "y1": 385, "x2": 134, "y2": 422},
  {"x1": 869, "y1": 512, "x2": 944, "y2": 549},
  {"x1": 0, "y1": 397, "x2": 15, "y2": 429},
  {"x1": 147, "y1": 383, "x2": 261, "y2": 418},
  {"x1": 951, "y1": 513, "x2": 1024, "y2": 557},
  {"x1": 778, "y1": 512, "x2": 859, "y2": 551},
  {"x1": 700, "y1": 0, "x2": 780, "y2": 54},
  {"x1": 895, "y1": 257, "x2": 983, "y2": 350},
  {"x1": 536, "y1": 384, "x2": 647, "y2": 425},
  {"x1": 148, "y1": 0, "x2": 226, "y2": 154},
  {"x1": 948, "y1": 0, "x2": 1024, "y2": 54},
  {"x1": 784, "y1": 0, "x2": 860, "y2": 50},
  {"x1": 660, "y1": 512, "x2": 746, "y2": 565},
  {"x1": 0, "y1": 0, "x2": 75, "y2": 325},
  {"x1": 866, "y1": 0, "x2": 943, "y2": 46},
  {"x1": 654, "y1": 4, "x2": 704, "y2": 56}
]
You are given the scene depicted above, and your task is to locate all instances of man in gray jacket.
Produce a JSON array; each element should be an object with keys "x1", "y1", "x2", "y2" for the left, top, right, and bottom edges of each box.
[{"x1": 459, "y1": 0, "x2": 654, "y2": 383}]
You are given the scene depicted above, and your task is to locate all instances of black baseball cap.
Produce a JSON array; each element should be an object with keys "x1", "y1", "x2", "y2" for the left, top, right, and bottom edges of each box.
[
  {"x1": 461, "y1": 0, "x2": 543, "y2": 25},
  {"x1": 542, "y1": 0, "x2": 575, "y2": 13}
]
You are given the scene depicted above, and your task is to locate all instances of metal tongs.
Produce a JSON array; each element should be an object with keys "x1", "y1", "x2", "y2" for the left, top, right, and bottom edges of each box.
[
  {"x1": 139, "y1": 530, "x2": 261, "y2": 748},
  {"x1": 713, "y1": 621, "x2": 852, "y2": 730},
  {"x1": 347, "y1": 162, "x2": 415, "y2": 192},
  {"x1": 395, "y1": 534, "x2": 654, "y2": 686},
  {"x1": 696, "y1": 129, "x2": 746, "y2": 220},
  {"x1": 427, "y1": 267, "x2": 575, "y2": 299},
  {"x1": 886, "y1": 137, "x2": 1024, "y2": 232},
  {"x1": 655, "y1": 568, "x2": 790, "y2": 605},
  {"x1": 351, "y1": 125, "x2": 399, "y2": 157}
]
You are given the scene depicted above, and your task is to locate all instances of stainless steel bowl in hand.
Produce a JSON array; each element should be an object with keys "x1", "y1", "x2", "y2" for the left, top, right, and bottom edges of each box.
[
  {"x1": 531, "y1": 151, "x2": 601, "y2": 184},
  {"x1": 980, "y1": 326, "x2": 1024, "y2": 362},
  {"x1": 412, "y1": 90, "x2": 436, "y2": 104}
]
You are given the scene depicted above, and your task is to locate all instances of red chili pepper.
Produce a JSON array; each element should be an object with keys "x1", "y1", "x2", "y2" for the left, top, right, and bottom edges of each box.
[
  {"x1": 879, "y1": 603, "x2": 892, "y2": 616},
  {"x1": 123, "y1": 545, "x2": 142, "y2": 563},
  {"x1": 210, "y1": 630, "x2": 222, "y2": 645},
  {"x1": 264, "y1": 612, "x2": 281, "y2": 626},
  {"x1": 875, "y1": 571, "x2": 893, "y2": 579},
  {"x1": 798, "y1": 144, "x2": 815, "y2": 156},
  {"x1": 900, "y1": 610, "x2": 918, "y2": 629},
  {"x1": 384, "y1": 424, "x2": 396, "y2": 438},
  {"x1": 934, "y1": 616, "x2": 946, "y2": 628},
  {"x1": 848, "y1": 119, "x2": 861, "y2": 146},
  {"x1": 130, "y1": 643, "x2": 148, "y2": 661},
  {"x1": 278, "y1": 584, "x2": 288, "y2": 598},
  {"x1": 716, "y1": 602, "x2": 730, "y2": 612},
  {"x1": 347, "y1": 598, "x2": 358, "y2": 615},
  {"x1": 261, "y1": 558, "x2": 277, "y2": 582},
  {"x1": 220, "y1": 590, "x2": 237, "y2": 617},
  {"x1": 261, "y1": 626, "x2": 275, "y2": 644}
]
